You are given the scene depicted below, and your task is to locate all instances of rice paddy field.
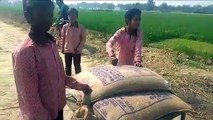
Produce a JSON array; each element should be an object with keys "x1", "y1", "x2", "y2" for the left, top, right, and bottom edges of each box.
[{"x1": 79, "y1": 10, "x2": 213, "y2": 44}]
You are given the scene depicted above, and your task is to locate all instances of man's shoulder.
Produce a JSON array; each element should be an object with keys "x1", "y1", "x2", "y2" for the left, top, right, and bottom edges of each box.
[
  {"x1": 79, "y1": 24, "x2": 85, "y2": 29},
  {"x1": 115, "y1": 27, "x2": 126, "y2": 35},
  {"x1": 137, "y1": 29, "x2": 144, "y2": 37},
  {"x1": 12, "y1": 38, "x2": 35, "y2": 57}
]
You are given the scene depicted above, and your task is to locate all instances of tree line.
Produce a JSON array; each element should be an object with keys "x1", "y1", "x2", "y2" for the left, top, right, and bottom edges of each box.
[
  {"x1": 0, "y1": 0, "x2": 212, "y2": 14},
  {"x1": 71, "y1": 0, "x2": 213, "y2": 14}
]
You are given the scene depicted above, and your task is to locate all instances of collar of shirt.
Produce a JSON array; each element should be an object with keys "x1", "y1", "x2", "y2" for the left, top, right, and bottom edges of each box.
[
  {"x1": 124, "y1": 27, "x2": 139, "y2": 37},
  {"x1": 69, "y1": 21, "x2": 79, "y2": 28},
  {"x1": 28, "y1": 31, "x2": 55, "y2": 45}
]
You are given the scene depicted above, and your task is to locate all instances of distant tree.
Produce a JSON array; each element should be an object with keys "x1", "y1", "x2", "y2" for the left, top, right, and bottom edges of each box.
[
  {"x1": 107, "y1": 3, "x2": 115, "y2": 10},
  {"x1": 100, "y1": 3, "x2": 108, "y2": 9},
  {"x1": 181, "y1": 5, "x2": 192, "y2": 12},
  {"x1": 117, "y1": 3, "x2": 133, "y2": 10},
  {"x1": 133, "y1": 3, "x2": 142, "y2": 10},
  {"x1": 147, "y1": 0, "x2": 155, "y2": 11},
  {"x1": 117, "y1": 4, "x2": 125, "y2": 10},
  {"x1": 71, "y1": 1, "x2": 213, "y2": 14},
  {"x1": 192, "y1": 5, "x2": 203, "y2": 13},
  {"x1": 125, "y1": 4, "x2": 134, "y2": 10},
  {"x1": 202, "y1": 5, "x2": 213, "y2": 14},
  {"x1": 159, "y1": 2, "x2": 169, "y2": 12}
]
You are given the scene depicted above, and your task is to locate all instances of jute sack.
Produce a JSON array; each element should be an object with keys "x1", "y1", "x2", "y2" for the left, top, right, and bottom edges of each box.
[
  {"x1": 72, "y1": 65, "x2": 171, "y2": 104},
  {"x1": 93, "y1": 92, "x2": 193, "y2": 120},
  {"x1": 66, "y1": 89, "x2": 82, "y2": 112}
]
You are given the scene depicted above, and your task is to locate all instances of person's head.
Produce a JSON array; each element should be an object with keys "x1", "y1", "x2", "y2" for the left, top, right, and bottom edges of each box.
[
  {"x1": 23, "y1": 0, "x2": 54, "y2": 33},
  {"x1": 56, "y1": 0, "x2": 63, "y2": 7},
  {"x1": 67, "y1": 8, "x2": 78, "y2": 23},
  {"x1": 125, "y1": 8, "x2": 141, "y2": 30}
]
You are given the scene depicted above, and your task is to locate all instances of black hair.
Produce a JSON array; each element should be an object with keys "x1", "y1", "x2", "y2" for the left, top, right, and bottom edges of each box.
[
  {"x1": 67, "y1": 8, "x2": 78, "y2": 17},
  {"x1": 23, "y1": 0, "x2": 54, "y2": 24},
  {"x1": 125, "y1": 8, "x2": 141, "y2": 25}
]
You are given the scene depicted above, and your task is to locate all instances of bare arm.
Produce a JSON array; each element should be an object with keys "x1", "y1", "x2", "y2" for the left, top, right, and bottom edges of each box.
[{"x1": 65, "y1": 76, "x2": 92, "y2": 94}]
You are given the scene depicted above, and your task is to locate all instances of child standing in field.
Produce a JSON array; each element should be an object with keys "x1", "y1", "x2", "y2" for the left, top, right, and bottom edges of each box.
[
  {"x1": 12, "y1": 1, "x2": 91, "y2": 120},
  {"x1": 106, "y1": 8, "x2": 143, "y2": 67},
  {"x1": 61, "y1": 8, "x2": 86, "y2": 76}
]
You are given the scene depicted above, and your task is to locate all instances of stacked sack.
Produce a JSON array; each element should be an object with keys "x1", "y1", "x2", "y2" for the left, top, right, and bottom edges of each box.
[{"x1": 66, "y1": 65, "x2": 193, "y2": 120}]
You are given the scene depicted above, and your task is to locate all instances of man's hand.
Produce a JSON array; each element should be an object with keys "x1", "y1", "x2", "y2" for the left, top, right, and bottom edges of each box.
[
  {"x1": 134, "y1": 62, "x2": 142, "y2": 67},
  {"x1": 111, "y1": 57, "x2": 118, "y2": 66},
  {"x1": 78, "y1": 84, "x2": 92, "y2": 94}
]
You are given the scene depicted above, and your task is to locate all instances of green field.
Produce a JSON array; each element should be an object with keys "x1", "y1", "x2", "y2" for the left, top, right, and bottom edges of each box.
[
  {"x1": 79, "y1": 10, "x2": 213, "y2": 44},
  {"x1": 151, "y1": 38, "x2": 213, "y2": 59},
  {"x1": 1, "y1": 5, "x2": 213, "y2": 43},
  {"x1": 0, "y1": 5, "x2": 212, "y2": 60}
]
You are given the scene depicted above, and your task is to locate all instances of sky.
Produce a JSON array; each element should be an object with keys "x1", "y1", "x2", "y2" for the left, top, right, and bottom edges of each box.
[{"x1": 64, "y1": 0, "x2": 213, "y2": 6}]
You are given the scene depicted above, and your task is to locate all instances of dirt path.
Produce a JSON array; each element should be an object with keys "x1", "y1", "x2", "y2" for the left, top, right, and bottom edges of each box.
[
  {"x1": 0, "y1": 20, "x2": 95, "y2": 120},
  {"x1": 0, "y1": 20, "x2": 24, "y2": 120}
]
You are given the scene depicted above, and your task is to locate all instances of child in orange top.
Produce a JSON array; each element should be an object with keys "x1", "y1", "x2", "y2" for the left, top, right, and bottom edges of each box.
[
  {"x1": 61, "y1": 8, "x2": 86, "y2": 76},
  {"x1": 106, "y1": 8, "x2": 143, "y2": 67}
]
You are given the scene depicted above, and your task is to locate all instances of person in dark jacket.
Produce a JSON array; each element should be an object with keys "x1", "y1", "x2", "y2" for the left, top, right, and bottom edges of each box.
[{"x1": 56, "y1": 0, "x2": 69, "y2": 36}]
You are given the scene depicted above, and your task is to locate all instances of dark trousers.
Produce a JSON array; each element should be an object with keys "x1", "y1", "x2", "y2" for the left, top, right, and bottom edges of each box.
[
  {"x1": 65, "y1": 53, "x2": 81, "y2": 76},
  {"x1": 54, "y1": 109, "x2": 63, "y2": 120}
]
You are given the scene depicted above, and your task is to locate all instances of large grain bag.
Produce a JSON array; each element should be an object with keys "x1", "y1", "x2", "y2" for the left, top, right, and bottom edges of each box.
[
  {"x1": 72, "y1": 65, "x2": 171, "y2": 104},
  {"x1": 93, "y1": 92, "x2": 193, "y2": 120},
  {"x1": 66, "y1": 89, "x2": 97, "y2": 120},
  {"x1": 66, "y1": 89, "x2": 82, "y2": 112}
]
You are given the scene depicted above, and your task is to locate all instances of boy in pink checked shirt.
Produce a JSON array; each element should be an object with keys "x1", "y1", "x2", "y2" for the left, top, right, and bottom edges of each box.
[
  {"x1": 61, "y1": 8, "x2": 86, "y2": 76},
  {"x1": 12, "y1": 0, "x2": 91, "y2": 120},
  {"x1": 106, "y1": 8, "x2": 143, "y2": 67}
]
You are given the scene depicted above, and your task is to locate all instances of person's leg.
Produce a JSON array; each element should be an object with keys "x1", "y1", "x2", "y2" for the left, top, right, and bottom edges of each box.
[
  {"x1": 65, "y1": 53, "x2": 73, "y2": 76},
  {"x1": 73, "y1": 54, "x2": 82, "y2": 74},
  {"x1": 54, "y1": 109, "x2": 64, "y2": 120}
]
